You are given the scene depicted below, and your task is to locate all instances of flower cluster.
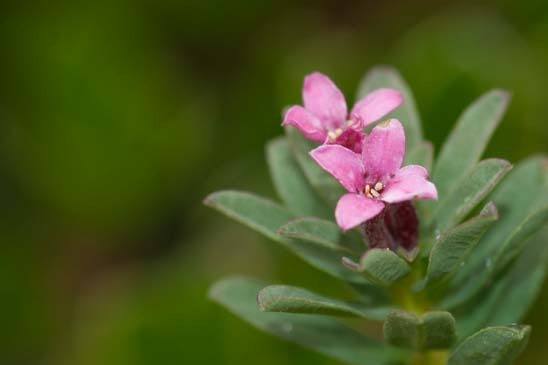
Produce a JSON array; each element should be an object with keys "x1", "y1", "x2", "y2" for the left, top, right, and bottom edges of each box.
[
  {"x1": 282, "y1": 72, "x2": 437, "y2": 249},
  {"x1": 208, "y1": 67, "x2": 543, "y2": 363}
]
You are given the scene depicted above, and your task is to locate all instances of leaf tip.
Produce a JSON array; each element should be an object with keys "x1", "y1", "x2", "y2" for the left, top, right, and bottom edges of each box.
[
  {"x1": 480, "y1": 201, "x2": 499, "y2": 220},
  {"x1": 256, "y1": 288, "x2": 267, "y2": 312},
  {"x1": 341, "y1": 256, "x2": 361, "y2": 271},
  {"x1": 203, "y1": 191, "x2": 221, "y2": 207}
]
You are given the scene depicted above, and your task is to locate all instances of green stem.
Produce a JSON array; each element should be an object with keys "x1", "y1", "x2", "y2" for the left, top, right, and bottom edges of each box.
[
  {"x1": 411, "y1": 350, "x2": 448, "y2": 365},
  {"x1": 390, "y1": 261, "x2": 449, "y2": 365}
]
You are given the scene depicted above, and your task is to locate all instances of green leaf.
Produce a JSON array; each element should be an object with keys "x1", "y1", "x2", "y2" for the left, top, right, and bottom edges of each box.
[
  {"x1": 278, "y1": 217, "x2": 363, "y2": 254},
  {"x1": 204, "y1": 190, "x2": 367, "y2": 284},
  {"x1": 428, "y1": 159, "x2": 511, "y2": 232},
  {"x1": 452, "y1": 229, "x2": 547, "y2": 338},
  {"x1": 285, "y1": 126, "x2": 345, "y2": 205},
  {"x1": 347, "y1": 249, "x2": 410, "y2": 286},
  {"x1": 491, "y1": 204, "x2": 548, "y2": 273},
  {"x1": 356, "y1": 66, "x2": 422, "y2": 150},
  {"x1": 422, "y1": 311, "x2": 457, "y2": 350},
  {"x1": 484, "y1": 228, "x2": 548, "y2": 327},
  {"x1": 383, "y1": 310, "x2": 456, "y2": 350},
  {"x1": 257, "y1": 285, "x2": 392, "y2": 320},
  {"x1": 443, "y1": 156, "x2": 548, "y2": 308},
  {"x1": 426, "y1": 202, "x2": 498, "y2": 285},
  {"x1": 210, "y1": 276, "x2": 407, "y2": 365},
  {"x1": 404, "y1": 141, "x2": 433, "y2": 173},
  {"x1": 433, "y1": 90, "x2": 510, "y2": 201},
  {"x1": 204, "y1": 190, "x2": 294, "y2": 241},
  {"x1": 383, "y1": 310, "x2": 421, "y2": 348},
  {"x1": 266, "y1": 137, "x2": 330, "y2": 218},
  {"x1": 448, "y1": 325, "x2": 530, "y2": 365}
]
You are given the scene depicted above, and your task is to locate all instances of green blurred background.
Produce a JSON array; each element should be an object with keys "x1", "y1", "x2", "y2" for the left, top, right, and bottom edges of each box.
[{"x1": 0, "y1": 1, "x2": 546, "y2": 364}]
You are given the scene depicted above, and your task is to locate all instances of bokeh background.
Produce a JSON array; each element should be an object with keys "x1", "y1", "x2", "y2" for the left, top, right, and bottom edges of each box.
[{"x1": 0, "y1": 1, "x2": 547, "y2": 364}]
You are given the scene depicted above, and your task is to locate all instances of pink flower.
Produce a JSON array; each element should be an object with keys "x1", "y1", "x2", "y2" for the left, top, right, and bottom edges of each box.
[
  {"x1": 310, "y1": 119, "x2": 437, "y2": 231},
  {"x1": 282, "y1": 72, "x2": 404, "y2": 152}
]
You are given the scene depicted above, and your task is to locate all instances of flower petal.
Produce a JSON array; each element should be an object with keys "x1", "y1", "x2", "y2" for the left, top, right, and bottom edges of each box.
[
  {"x1": 362, "y1": 119, "x2": 405, "y2": 181},
  {"x1": 335, "y1": 193, "x2": 385, "y2": 230},
  {"x1": 350, "y1": 88, "x2": 404, "y2": 127},
  {"x1": 394, "y1": 165, "x2": 429, "y2": 179},
  {"x1": 303, "y1": 72, "x2": 347, "y2": 130},
  {"x1": 381, "y1": 167, "x2": 438, "y2": 204},
  {"x1": 309, "y1": 145, "x2": 365, "y2": 192},
  {"x1": 282, "y1": 105, "x2": 326, "y2": 142}
]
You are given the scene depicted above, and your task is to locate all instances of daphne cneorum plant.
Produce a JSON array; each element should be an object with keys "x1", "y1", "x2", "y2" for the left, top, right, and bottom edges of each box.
[{"x1": 204, "y1": 66, "x2": 548, "y2": 365}]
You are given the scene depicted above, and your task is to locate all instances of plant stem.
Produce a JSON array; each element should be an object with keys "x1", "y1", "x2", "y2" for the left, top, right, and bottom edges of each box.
[
  {"x1": 391, "y1": 261, "x2": 449, "y2": 365},
  {"x1": 411, "y1": 350, "x2": 448, "y2": 365}
]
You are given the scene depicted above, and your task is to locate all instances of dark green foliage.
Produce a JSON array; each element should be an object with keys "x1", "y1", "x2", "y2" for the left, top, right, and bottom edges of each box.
[{"x1": 383, "y1": 310, "x2": 456, "y2": 350}]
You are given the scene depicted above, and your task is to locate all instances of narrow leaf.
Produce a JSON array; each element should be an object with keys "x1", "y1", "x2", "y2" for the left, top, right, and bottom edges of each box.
[
  {"x1": 428, "y1": 159, "x2": 511, "y2": 232},
  {"x1": 257, "y1": 285, "x2": 392, "y2": 320},
  {"x1": 204, "y1": 190, "x2": 293, "y2": 241},
  {"x1": 285, "y1": 126, "x2": 345, "y2": 205},
  {"x1": 492, "y1": 204, "x2": 548, "y2": 273},
  {"x1": 485, "y1": 228, "x2": 548, "y2": 327},
  {"x1": 452, "y1": 229, "x2": 547, "y2": 338},
  {"x1": 444, "y1": 156, "x2": 548, "y2": 308},
  {"x1": 359, "y1": 249, "x2": 411, "y2": 286},
  {"x1": 427, "y1": 202, "x2": 498, "y2": 285},
  {"x1": 210, "y1": 276, "x2": 407, "y2": 365},
  {"x1": 404, "y1": 141, "x2": 433, "y2": 173},
  {"x1": 433, "y1": 90, "x2": 510, "y2": 200},
  {"x1": 448, "y1": 325, "x2": 530, "y2": 365},
  {"x1": 356, "y1": 66, "x2": 422, "y2": 149},
  {"x1": 278, "y1": 217, "x2": 363, "y2": 254},
  {"x1": 266, "y1": 137, "x2": 330, "y2": 218},
  {"x1": 204, "y1": 190, "x2": 367, "y2": 284}
]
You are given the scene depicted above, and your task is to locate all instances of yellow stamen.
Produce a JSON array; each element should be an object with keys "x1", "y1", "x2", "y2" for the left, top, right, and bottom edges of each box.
[
  {"x1": 370, "y1": 189, "x2": 380, "y2": 198},
  {"x1": 374, "y1": 182, "x2": 384, "y2": 191},
  {"x1": 327, "y1": 131, "x2": 337, "y2": 140},
  {"x1": 334, "y1": 128, "x2": 343, "y2": 137},
  {"x1": 364, "y1": 184, "x2": 371, "y2": 195},
  {"x1": 346, "y1": 120, "x2": 354, "y2": 127}
]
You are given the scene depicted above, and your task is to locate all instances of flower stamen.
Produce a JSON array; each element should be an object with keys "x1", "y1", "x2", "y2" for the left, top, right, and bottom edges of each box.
[
  {"x1": 327, "y1": 128, "x2": 344, "y2": 141},
  {"x1": 364, "y1": 184, "x2": 372, "y2": 198},
  {"x1": 364, "y1": 182, "x2": 383, "y2": 198}
]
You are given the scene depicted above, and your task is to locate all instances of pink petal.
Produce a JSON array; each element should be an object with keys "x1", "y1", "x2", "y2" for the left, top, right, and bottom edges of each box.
[
  {"x1": 309, "y1": 145, "x2": 365, "y2": 193},
  {"x1": 381, "y1": 166, "x2": 438, "y2": 204},
  {"x1": 362, "y1": 119, "x2": 405, "y2": 181},
  {"x1": 282, "y1": 105, "x2": 326, "y2": 142},
  {"x1": 335, "y1": 193, "x2": 385, "y2": 230},
  {"x1": 303, "y1": 72, "x2": 347, "y2": 130},
  {"x1": 395, "y1": 165, "x2": 429, "y2": 179},
  {"x1": 350, "y1": 88, "x2": 403, "y2": 127}
]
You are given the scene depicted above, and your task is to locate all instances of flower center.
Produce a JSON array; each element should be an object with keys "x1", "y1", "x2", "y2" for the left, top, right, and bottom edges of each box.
[
  {"x1": 327, "y1": 120, "x2": 356, "y2": 141},
  {"x1": 364, "y1": 182, "x2": 384, "y2": 198}
]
